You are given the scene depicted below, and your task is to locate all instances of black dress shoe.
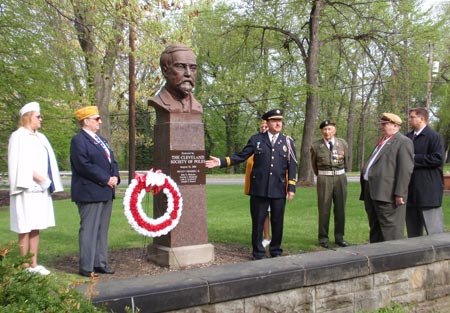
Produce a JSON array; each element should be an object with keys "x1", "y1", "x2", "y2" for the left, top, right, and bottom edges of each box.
[
  {"x1": 271, "y1": 254, "x2": 282, "y2": 258},
  {"x1": 252, "y1": 255, "x2": 266, "y2": 260},
  {"x1": 94, "y1": 266, "x2": 115, "y2": 274},
  {"x1": 319, "y1": 242, "x2": 329, "y2": 248},
  {"x1": 79, "y1": 270, "x2": 98, "y2": 277},
  {"x1": 335, "y1": 241, "x2": 349, "y2": 247}
]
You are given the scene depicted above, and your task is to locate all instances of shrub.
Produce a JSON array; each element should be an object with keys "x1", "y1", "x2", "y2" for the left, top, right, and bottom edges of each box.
[{"x1": 0, "y1": 242, "x2": 106, "y2": 313}]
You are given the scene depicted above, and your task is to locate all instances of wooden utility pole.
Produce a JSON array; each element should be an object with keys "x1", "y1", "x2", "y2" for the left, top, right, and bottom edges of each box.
[{"x1": 128, "y1": 20, "x2": 136, "y2": 183}]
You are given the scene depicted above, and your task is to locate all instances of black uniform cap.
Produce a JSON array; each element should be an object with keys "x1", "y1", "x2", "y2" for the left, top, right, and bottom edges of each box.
[
  {"x1": 262, "y1": 109, "x2": 283, "y2": 121},
  {"x1": 319, "y1": 119, "x2": 336, "y2": 129}
]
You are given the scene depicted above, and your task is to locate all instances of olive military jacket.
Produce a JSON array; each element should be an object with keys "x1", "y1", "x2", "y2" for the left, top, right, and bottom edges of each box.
[{"x1": 310, "y1": 137, "x2": 348, "y2": 175}]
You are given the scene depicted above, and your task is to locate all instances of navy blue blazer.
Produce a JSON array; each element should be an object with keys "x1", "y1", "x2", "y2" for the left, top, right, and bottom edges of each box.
[
  {"x1": 70, "y1": 130, "x2": 120, "y2": 203},
  {"x1": 406, "y1": 125, "x2": 445, "y2": 208},
  {"x1": 219, "y1": 132, "x2": 297, "y2": 199}
]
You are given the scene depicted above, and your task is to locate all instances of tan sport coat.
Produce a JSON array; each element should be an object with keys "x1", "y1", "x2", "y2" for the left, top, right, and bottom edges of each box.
[{"x1": 360, "y1": 132, "x2": 414, "y2": 202}]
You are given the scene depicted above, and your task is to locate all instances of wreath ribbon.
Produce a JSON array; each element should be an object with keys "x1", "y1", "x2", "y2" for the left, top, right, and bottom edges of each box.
[{"x1": 123, "y1": 169, "x2": 183, "y2": 237}]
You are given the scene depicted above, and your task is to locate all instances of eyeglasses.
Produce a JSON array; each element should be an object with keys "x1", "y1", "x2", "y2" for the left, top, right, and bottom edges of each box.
[{"x1": 87, "y1": 116, "x2": 101, "y2": 122}]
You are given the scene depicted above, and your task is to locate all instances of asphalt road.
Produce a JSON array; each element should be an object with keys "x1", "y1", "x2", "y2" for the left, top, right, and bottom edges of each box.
[
  {"x1": 0, "y1": 172, "x2": 359, "y2": 187},
  {"x1": 65, "y1": 174, "x2": 359, "y2": 187}
]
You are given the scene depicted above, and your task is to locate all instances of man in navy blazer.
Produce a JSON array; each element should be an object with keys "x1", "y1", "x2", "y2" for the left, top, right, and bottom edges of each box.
[
  {"x1": 70, "y1": 106, "x2": 120, "y2": 277},
  {"x1": 406, "y1": 107, "x2": 445, "y2": 237},
  {"x1": 206, "y1": 109, "x2": 297, "y2": 259}
]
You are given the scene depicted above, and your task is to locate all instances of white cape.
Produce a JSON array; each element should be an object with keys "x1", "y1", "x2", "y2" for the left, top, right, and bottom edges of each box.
[{"x1": 8, "y1": 127, "x2": 63, "y2": 195}]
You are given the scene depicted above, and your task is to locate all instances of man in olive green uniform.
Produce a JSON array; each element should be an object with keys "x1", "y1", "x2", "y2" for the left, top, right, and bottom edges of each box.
[{"x1": 310, "y1": 119, "x2": 349, "y2": 248}]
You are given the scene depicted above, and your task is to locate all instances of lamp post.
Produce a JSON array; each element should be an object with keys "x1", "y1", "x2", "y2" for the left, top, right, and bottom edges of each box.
[{"x1": 426, "y1": 43, "x2": 433, "y2": 111}]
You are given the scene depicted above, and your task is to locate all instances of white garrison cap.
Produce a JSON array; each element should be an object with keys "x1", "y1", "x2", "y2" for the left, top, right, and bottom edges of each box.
[{"x1": 19, "y1": 102, "x2": 40, "y2": 116}]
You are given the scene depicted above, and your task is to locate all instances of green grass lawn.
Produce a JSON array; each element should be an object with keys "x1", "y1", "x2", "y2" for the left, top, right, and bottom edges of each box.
[{"x1": 1, "y1": 182, "x2": 450, "y2": 271}]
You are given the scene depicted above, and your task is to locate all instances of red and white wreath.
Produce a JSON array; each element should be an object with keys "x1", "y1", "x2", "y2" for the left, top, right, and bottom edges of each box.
[{"x1": 123, "y1": 168, "x2": 183, "y2": 237}]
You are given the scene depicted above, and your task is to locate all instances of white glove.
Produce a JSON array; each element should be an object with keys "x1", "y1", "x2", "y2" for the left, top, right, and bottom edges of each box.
[
  {"x1": 39, "y1": 178, "x2": 52, "y2": 190},
  {"x1": 31, "y1": 183, "x2": 44, "y2": 193}
]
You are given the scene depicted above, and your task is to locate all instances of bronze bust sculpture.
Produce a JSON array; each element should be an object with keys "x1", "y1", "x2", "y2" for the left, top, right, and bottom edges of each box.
[{"x1": 149, "y1": 45, "x2": 202, "y2": 113}]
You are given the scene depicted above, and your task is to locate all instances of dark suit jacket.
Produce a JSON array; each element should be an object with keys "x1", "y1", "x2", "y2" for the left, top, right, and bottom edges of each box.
[
  {"x1": 360, "y1": 131, "x2": 414, "y2": 203},
  {"x1": 70, "y1": 130, "x2": 120, "y2": 203},
  {"x1": 406, "y1": 125, "x2": 445, "y2": 208},
  {"x1": 220, "y1": 132, "x2": 297, "y2": 199}
]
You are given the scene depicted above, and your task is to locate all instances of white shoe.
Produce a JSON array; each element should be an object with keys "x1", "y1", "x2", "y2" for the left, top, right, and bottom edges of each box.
[
  {"x1": 36, "y1": 265, "x2": 51, "y2": 275},
  {"x1": 262, "y1": 239, "x2": 271, "y2": 248},
  {"x1": 26, "y1": 265, "x2": 50, "y2": 276}
]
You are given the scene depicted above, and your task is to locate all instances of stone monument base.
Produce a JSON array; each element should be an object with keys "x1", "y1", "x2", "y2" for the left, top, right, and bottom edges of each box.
[{"x1": 147, "y1": 243, "x2": 215, "y2": 268}]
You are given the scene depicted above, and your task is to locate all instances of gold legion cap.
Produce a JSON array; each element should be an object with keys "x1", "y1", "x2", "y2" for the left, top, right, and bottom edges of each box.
[{"x1": 75, "y1": 106, "x2": 99, "y2": 121}]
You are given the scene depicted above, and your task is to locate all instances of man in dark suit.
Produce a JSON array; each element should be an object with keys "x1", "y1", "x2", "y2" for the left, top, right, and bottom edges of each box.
[
  {"x1": 360, "y1": 113, "x2": 414, "y2": 243},
  {"x1": 406, "y1": 107, "x2": 445, "y2": 237},
  {"x1": 205, "y1": 109, "x2": 297, "y2": 259},
  {"x1": 70, "y1": 106, "x2": 120, "y2": 277}
]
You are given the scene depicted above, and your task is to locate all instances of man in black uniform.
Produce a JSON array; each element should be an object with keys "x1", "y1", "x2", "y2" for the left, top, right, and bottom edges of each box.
[{"x1": 205, "y1": 109, "x2": 297, "y2": 259}]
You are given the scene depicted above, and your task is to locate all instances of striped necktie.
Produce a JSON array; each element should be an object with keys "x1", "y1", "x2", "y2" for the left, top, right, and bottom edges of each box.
[
  {"x1": 95, "y1": 135, "x2": 111, "y2": 162},
  {"x1": 271, "y1": 135, "x2": 277, "y2": 146}
]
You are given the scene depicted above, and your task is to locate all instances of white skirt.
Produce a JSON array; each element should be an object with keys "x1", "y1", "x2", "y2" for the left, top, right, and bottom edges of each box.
[{"x1": 10, "y1": 190, "x2": 55, "y2": 234}]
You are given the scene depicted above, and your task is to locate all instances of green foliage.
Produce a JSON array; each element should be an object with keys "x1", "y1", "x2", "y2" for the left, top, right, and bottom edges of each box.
[
  {"x1": 0, "y1": 242, "x2": 105, "y2": 313},
  {"x1": 0, "y1": 0, "x2": 86, "y2": 171},
  {"x1": 2, "y1": 0, "x2": 450, "y2": 175},
  {"x1": 193, "y1": 0, "x2": 450, "y2": 179},
  {"x1": 193, "y1": 2, "x2": 308, "y2": 168}
]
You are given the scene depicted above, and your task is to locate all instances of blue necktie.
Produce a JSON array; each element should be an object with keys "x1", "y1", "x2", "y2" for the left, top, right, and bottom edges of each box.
[{"x1": 47, "y1": 154, "x2": 55, "y2": 193}]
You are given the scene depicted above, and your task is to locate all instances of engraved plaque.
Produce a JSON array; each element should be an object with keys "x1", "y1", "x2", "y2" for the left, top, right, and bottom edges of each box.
[{"x1": 170, "y1": 150, "x2": 206, "y2": 185}]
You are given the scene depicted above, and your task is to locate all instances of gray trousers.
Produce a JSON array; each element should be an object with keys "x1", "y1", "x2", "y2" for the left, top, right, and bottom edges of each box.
[
  {"x1": 364, "y1": 185, "x2": 406, "y2": 243},
  {"x1": 406, "y1": 206, "x2": 444, "y2": 237},
  {"x1": 77, "y1": 200, "x2": 113, "y2": 272}
]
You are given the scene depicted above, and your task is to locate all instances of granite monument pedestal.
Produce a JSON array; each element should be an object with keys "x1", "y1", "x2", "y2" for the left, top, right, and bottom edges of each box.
[{"x1": 147, "y1": 104, "x2": 214, "y2": 268}]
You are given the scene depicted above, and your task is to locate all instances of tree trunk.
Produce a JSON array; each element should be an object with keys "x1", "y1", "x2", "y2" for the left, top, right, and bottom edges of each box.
[
  {"x1": 72, "y1": 0, "x2": 125, "y2": 142},
  {"x1": 297, "y1": 0, "x2": 324, "y2": 185},
  {"x1": 346, "y1": 69, "x2": 357, "y2": 172},
  {"x1": 357, "y1": 75, "x2": 378, "y2": 171}
]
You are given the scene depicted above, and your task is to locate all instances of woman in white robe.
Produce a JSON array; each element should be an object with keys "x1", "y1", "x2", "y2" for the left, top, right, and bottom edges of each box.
[{"x1": 8, "y1": 102, "x2": 63, "y2": 275}]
